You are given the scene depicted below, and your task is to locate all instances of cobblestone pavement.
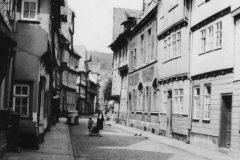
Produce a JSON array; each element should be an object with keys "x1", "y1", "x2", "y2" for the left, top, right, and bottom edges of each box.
[{"x1": 69, "y1": 118, "x2": 206, "y2": 160}]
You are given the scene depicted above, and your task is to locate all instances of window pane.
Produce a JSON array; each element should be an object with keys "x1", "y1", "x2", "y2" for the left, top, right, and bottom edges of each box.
[
  {"x1": 30, "y1": 2, "x2": 36, "y2": 10},
  {"x1": 15, "y1": 98, "x2": 21, "y2": 105},
  {"x1": 24, "y1": 11, "x2": 29, "y2": 18},
  {"x1": 16, "y1": 86, "x2": 21, "y2": 95},
  {"x1": 175, "y1": 89, "x2": 178, "y2": 96},
  {"x1": 15, "y1": 106, "x2": 20, "y2": 113},
  {"x1": 30, "y1": 11, "x2": 35, "y2": 18},
  {"x1": 22, "y1": 107, "x2": 27, "y2": 115},
  {"x1": 180, "y1": 89, "x2": 183, "y2": 95},
  {"x1": 22, "y1": 98, "x2": 28, "y2": 106},
  {"x1": 22, "y1": 86, "x2": 28, "y2": 95},
  {"x1": 24, "y1": 2, "x2": 29, "y2": 10}
]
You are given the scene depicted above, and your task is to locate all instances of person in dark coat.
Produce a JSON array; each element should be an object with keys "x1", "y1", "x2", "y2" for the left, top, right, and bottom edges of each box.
[{"x1": 97, "y1": 110, "x2": 104, "y2": 137}]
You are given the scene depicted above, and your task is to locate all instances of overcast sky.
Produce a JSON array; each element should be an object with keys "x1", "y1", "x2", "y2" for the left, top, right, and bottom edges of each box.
[{"x1": 68, "y1": 0, "x2": 143, "y2": 53}]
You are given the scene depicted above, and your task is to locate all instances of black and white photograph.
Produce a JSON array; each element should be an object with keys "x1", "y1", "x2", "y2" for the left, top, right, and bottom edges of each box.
[{"x1": 0, "y1": 0, "x2": 240, "y2": 159}]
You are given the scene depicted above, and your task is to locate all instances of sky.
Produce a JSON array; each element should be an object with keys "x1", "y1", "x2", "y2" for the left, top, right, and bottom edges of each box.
[{"x1": 68, "y1": 0, "x2": 143, "y2": 53}]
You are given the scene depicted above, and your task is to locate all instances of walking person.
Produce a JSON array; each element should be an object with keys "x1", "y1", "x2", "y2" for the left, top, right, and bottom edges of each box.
[
  {"x1": 88, "y1": 116, "x2": 94, "y2": 136},
  {"x1": 97, "y1": 109, "x2": 105, "y2": 137}
]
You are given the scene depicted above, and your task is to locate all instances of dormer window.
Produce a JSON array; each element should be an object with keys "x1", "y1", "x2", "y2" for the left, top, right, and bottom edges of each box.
[{"x1": 21, "y1": 0, "x2": 38, "y2": 21}]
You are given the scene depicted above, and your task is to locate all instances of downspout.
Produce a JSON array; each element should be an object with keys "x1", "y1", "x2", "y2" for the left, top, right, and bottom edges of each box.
[
  {"x1": 186, "y1": 0, "x2": 193, "y2": 144},
  {"x1": 9, "y1": 0, "x2": 18, "y2": 110}
]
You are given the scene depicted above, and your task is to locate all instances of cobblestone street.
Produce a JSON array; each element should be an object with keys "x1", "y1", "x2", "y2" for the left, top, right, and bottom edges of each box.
[{"x1": 69, "y1": 118, "x2": 206, "y2": 160}]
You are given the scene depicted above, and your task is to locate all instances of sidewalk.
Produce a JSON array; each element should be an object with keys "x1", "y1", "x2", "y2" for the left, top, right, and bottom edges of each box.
[
  {"x1": 106, "y1": 121, "x2": 238, "y2": 160},
  {"x1": 2, "y1": 118, "x2": 74, "y2": 160}
]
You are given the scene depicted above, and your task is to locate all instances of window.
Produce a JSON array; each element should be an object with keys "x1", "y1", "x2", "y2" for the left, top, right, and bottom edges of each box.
[
  {"x1": 200, "y1": 29, "x2": 206, "y2": 53},
  {"x1": 204, "y1": 84, "x2": 211, "y2": 120},
  {"x1": 13, "y1": 85, "x2": 30, "y2": 116},
  {"x1": 177, "y1": 32, "x2": 181, "y2": 56},
  {"x1": 172, "y1": 34, "x2": 177, "y2": 58},
  {"x1": 143, "y1": 87, "x2": 145, "y2": 111},
  {"x1": 160, "y1": 0, "x2": 164, "y2": 19},
  {"x1": 168, "y1": 37, "x2": 171, "y2": 60},
  {"x1": 131, "y1": 51, "x2": 134, "y2": 70},
  {"x1": 21, "y1": 0, "x2": 38, "y2": 21},
  {"x1": 207, "y1": 26, "x2": 214, "y2": 51},
  {"x1": 148, "y1": 28, "x2": 152, "y2": 62},
  {"x1": 162, "y1": 91, "x2": 167, "y2": 113},
  {"x1": 193, "y1": 87, "x2": 200, "y2": 119},
  {"x1": 174, "y1": 89, "x2": 183, "y2": 114},
  {"x1": 153, "y1": 86, "x2": 158, "y2": 111},
  {"x1": 141, "y1": 34, "x2": 145, "y2": 64},
  {"x1": 216, "y1": 22, "x2": 222, "y2": 48},
  {"x1": 134, "y1": 48, "x2": 137, "y2": 69},
  {"x1": 164, "y1": 40, "x2": 167, "y2": 61}
]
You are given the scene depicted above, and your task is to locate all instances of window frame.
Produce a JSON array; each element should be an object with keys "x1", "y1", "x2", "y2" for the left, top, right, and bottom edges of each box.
[
  {"x1": 160, "y1": 0, "x2": 164, "y2": 19},
  {"x1": 13, "y1": 84, "x2": 30, "y2": 117},
  {"x1": 203, "y1": 84, "x2": 211, "y2": 120},
  {"x1": 193, "y1": 86, "x2": 200, "y2": 119},
  {"x1": 21, "y1": 0, "x2": 38, "y2": 21},
  {"x1": 207, "y1": 25, "x2": 214, "y2": 51},
  {"x1": 215, "y1": 21, "x2": 222, "y2": 49},
  {"x1": 174, "y1": 88, "x2": 184, "y2": 114},
  {"x1": 200, "y1": 29, "x2": 206, "y2": 54},
  {"x1": 162, "y1": 91, "x2": 167, "y2": 113}
]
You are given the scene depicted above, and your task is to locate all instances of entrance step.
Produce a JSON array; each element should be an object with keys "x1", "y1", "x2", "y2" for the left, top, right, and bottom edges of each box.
[{"x1": 219, "y1": 147, "x2": 229, "y2": 155}]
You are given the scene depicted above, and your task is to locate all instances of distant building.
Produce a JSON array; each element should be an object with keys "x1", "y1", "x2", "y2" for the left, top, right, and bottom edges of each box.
[{"x1": 110, "y1": 7, "x2": 142, "y2": 124}]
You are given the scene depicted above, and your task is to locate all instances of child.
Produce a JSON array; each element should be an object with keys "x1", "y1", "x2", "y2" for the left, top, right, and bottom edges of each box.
[{"x1": 88, "y1": 116, "x2": 94, "y2": 136}]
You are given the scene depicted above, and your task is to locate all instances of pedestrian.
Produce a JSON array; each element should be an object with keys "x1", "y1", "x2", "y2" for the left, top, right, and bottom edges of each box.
[
  {"x1": 88, "y1": 116, "x2": 94, "y2": 136},
  {"x1": 97, "y1": 109, "x2": 105, "y2": 137}
]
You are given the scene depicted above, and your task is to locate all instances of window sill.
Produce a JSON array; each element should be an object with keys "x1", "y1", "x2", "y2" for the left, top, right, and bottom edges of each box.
[
  {"x1": 168, "y1": 4, "x2": 178, "y2": 12},
  {"x1": 18, "y1": 20, "x2": 40, "y2": 24},
  {"x1": 160, "y1": 112, "x2": 167, "y2": 115},
  {"x1": 192, "y1": 118, "x2": 200, "y2": 121},
  {"x1": 163, "y1": 56, "x2": 181, "y2": 64},
  {"x1": 214, "y1": 47, "x2": 222, "y2": 51},
  {"x1": 199, "y1": 47, "x2": 222, "y2": 55},
  {"x1": 202, "y1": 119, "x2": 210, "y2": 122}
]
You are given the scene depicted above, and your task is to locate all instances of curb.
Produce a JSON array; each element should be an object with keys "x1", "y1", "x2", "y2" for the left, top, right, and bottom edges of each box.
[{"x1": 107, "y1": 122, "x2": 238, "y2": 160}]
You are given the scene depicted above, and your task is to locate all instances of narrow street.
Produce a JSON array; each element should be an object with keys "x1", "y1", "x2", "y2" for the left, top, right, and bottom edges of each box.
[{"x1": 69, "y1": 118, "x2": 206, "y2": 160}]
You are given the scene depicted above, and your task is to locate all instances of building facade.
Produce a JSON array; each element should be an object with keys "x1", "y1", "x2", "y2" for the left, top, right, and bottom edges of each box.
[
  {"x1": 111, "y1": 8, "x2": 142, "y2": 124},
  {"x1": 128, "y1": 2, "x2": 158, "y2": 133},
  {"x1": 190, "y1": 0, "x2": 240, "y2": 157},
  {"x1": 157, "y1": 0, "x2": 191, "y2": 141}
]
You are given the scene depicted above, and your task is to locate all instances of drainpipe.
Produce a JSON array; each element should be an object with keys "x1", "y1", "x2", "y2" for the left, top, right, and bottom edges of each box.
[{"x1": 186, "y1": 0, "x2": 193, "y2": 144}]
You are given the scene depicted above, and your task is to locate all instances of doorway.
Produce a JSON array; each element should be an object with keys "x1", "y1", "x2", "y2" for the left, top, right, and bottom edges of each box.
[
  {"x1": 167, "y1": 90, "x2": 172, "y2": 136},
  {"x1": 219, "y1": 94, "x2": 232, "y2": 148}
]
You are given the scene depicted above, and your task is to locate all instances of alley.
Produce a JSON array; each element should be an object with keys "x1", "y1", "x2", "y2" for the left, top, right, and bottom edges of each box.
[{"x1": 69, "y1": 118, "x2": 206, "y2": 160}]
